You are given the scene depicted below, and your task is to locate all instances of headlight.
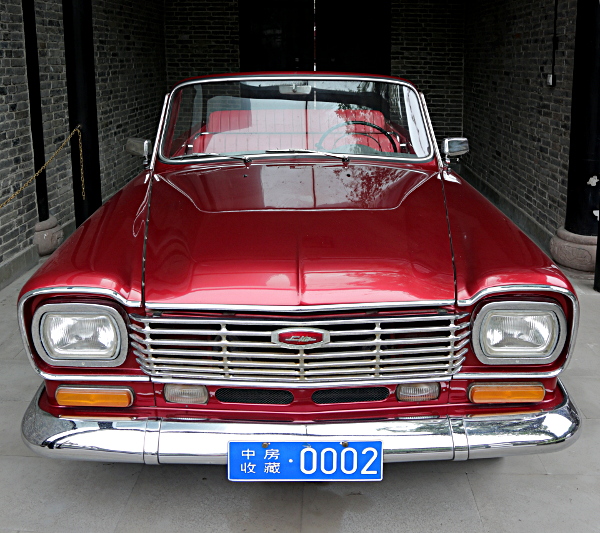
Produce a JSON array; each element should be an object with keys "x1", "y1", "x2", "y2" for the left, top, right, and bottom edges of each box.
[
  {"x1": 472, "y1": 301, "x2": 567, "y2": 365},
  {"x1": 32, "y1": 303, "x2": 128, "y2": 367}
]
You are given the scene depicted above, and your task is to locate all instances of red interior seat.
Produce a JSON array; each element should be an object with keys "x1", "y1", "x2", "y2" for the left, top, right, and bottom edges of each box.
[{"x1": 194, "y1": 108, "x2": 396, "y2": 153}]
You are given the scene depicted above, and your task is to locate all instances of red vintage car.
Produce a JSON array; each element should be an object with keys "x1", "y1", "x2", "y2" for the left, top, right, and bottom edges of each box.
[{"x1": 19, "y1": 73, "x2": 580, "y2": 480}]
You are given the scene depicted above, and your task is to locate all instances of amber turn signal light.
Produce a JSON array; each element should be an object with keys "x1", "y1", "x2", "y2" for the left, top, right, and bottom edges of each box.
[
  {"x1": 469, "y1": 382, "x2": 545, "y2": 404},
  {"x1": 55, "y1": 386, "x2": 134, "y2": 408}
]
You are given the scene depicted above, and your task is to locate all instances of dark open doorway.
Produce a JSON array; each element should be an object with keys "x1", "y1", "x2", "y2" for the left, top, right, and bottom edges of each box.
[
  {"x1": 239, "y1": 1, "x2": 314, "y2": 71},
  {"x1": 239, "y1": 1, "x2": 391, "y2": 74}
]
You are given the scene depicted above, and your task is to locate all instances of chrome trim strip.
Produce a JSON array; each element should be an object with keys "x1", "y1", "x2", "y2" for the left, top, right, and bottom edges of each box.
[
  {"x1": 144, "y1": 420, "x2": 161, "y2": 465},
  {"x1": 144, "y1": 300, "x2": 455, "y2": 312},
  {"x1": 18, "y1": 287, "x2": 142, "y2": 379},
  {"x1": 132, "y1": 334, "x2": 463, "y2": 350},
  {"x1": 457, "y1": 284, "x2": 577, "y2": 307},
  {"x1": 455, "y1": 370, "x2": 563, "y2": 379},
  {"x1": 449, "y1": 419, "x2": 469, "y2": 461},
  {"x1": 159, "y1": 74, "x2": 436, "y2": 165},
  {"x1": 131, "y1": 313, "x2": 469, "y2": 327},
  {"x1": 38, "y1": 371, "x2": 150, "y2": 382},
  {"x1": 21, "y1": 380, "x2": 580, "y2": 464},
  {"x1": 457, "y1": 285, "x2": 579, "y2": 373},
  {"x1": 19, "y1": 287, "x2": 141, "y2": 308},
  {"x1": 148, "y1": 375, "x2": 455, "y2": 388}
]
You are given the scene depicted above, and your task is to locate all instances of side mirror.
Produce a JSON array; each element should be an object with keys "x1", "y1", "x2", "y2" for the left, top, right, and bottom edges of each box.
[
  {"x1": 126, "y1": 138, "x2": 152, "y2": 167},
  {"x1": 441, "y1": 138, "x2": 469, "y2": 160}
]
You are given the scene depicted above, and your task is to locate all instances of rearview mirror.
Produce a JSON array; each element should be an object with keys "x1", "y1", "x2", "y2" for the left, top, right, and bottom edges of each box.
[
  {"x1": 279, "y1": 84, "x2": 312, "y2": 95},
  {"x1": 441, "y1": 138, "x2": 469, "y2": 159},
  {"x1": 126, "y1": 138, "x2": 152, "y2": 167}
]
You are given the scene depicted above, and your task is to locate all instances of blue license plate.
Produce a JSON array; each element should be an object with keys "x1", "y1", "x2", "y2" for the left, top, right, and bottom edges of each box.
[{"x1": 228, "y1": 441, "x2": 383, "y2": 481}]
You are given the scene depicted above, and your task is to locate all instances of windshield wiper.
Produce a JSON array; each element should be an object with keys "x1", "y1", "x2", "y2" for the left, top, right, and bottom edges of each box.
[
  {"x1": 265, "y1": 149, "x2": 350, "y2": 164},
  {"x1": 171, "y1": 152, "x2": 252, "y2": 164}
]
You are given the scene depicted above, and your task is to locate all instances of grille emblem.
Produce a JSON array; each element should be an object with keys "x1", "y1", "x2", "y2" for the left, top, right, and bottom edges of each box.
[{"x1": 272, "y1": 328, "x2": 330, "y2": 349}]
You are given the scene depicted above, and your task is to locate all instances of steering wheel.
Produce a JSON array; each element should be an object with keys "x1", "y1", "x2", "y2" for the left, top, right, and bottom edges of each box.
[{"x1": 315, "y1": 120, "x2": 398, "y2": 153}]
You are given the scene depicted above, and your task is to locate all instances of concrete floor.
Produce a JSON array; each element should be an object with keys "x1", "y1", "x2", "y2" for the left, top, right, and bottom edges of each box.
[{"x1": 0, "y1": 262, "x2": 598, "y2": 533}]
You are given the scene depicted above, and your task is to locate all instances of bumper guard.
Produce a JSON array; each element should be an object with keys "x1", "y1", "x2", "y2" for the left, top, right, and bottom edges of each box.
[{"x1": 22, "y1": 381, "x2": 581, "y2": 465}]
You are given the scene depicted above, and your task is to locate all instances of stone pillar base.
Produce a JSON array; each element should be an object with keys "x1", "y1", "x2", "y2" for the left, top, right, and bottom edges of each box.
[
  {"x1": 33, "y1": 215, "x2": 64, "y2": 256},
  {"x1": 550, "y1": 227, "x2": 597, "y2": 272}
]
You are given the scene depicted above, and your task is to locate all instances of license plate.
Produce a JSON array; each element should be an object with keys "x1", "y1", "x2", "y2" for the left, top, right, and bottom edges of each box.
[{"x1": 228, "y1": 441, "x2": 383, "y2": 481}]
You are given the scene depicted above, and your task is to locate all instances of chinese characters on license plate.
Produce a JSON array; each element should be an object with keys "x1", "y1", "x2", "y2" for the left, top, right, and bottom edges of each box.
[{"x1": 228, "y1": 441, "x2": 383, "y2": 481}]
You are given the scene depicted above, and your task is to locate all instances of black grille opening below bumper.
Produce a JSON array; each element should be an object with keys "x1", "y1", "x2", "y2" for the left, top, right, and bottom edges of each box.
[
  {"x1": 312, "y1": 387, "x2": 390, "y2": 404},
  {"x1": 215, "y1": 388, "x2": 294, "y2": 405}
]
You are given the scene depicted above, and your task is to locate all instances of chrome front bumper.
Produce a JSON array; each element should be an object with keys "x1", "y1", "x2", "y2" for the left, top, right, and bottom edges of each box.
[{"x1": 22, "y1": 381, "x2": 581, "y2": 465}]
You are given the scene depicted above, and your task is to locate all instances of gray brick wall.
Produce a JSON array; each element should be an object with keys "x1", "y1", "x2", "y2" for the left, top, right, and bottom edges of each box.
[
  {"x1": 35, "y1": 0, "x2": 73, "y2": 228},
  {"x1": 0, "y1": 0, "x2": 167, "y2": 284},
  {"x1": 461, "y1": 0, "x2": 577, "y2": 244},
  {"x1": 0, "y1": 0, "x2": 37, "y2": 265},
  {"x1": 164, "y1": 0, "x2": 240, "y2": 86},
  {"x1": 391, "y1": 0, "x2": 464, "y2": 140},
  {"x1": 93, "y1": 0, "x2": 167, "y2": 200}
]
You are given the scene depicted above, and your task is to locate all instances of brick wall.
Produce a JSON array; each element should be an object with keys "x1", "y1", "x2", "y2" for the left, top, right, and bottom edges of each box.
[
  {"x1": 164, "y1": 0, "x2": 240, "y2": 86},
  {"x1": 28, "y1": 0, "x2": 165, "y2": 231},
  {"x1": 35, "y1": 0, "x2": 72, "y2": 228},
  {"x1": 93, "y1": 0, "x2": 167, "y2": 200},
  {"x1": 391, "y1": 0, "x2": 465, "y2": 140},
  {"x1": 462, "y1": 0, "x2": 577, "y2": 245},
  {"x1": 0, "y1": 0, "x2": 37, "y2": 272}
]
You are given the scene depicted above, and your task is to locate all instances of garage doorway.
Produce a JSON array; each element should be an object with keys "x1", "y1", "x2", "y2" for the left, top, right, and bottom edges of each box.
[{"x1": 239, "y1": 1, "x2": 391, "y2": 74}]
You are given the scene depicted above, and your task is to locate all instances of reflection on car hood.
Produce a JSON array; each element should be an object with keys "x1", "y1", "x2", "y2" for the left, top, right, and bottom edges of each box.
[{"x1": 143, "y1": 162, "x2": 455, "y2": 307}]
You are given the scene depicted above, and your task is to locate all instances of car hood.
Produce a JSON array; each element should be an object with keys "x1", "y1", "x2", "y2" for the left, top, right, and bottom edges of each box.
[{"x1": 143, "y1": 162, "x2": 455, "y2": 307}]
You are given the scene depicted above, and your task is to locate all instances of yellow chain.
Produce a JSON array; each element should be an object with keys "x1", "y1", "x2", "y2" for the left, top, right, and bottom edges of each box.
[
  {"x1": 0, "y1": 125, "x2": 85, "y2": 209},
  {"x1": 77, "y1": 127, "x2": 85, "y2": 200}
]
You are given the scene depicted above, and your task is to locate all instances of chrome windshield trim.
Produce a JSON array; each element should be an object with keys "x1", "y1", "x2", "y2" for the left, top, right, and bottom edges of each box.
[
  {"x1": 159, "y1": 74, "x2": 436, "y2": 165},
  {"x1": 144, "y1": 300, "x2": 455, "y2": 312},
  {"x1": 457, "y1": 284, "x2": 579, "y2": 373},
  {"x1": 159, "y1": 151, "x2": 436, "y2": 166},
  {"x1": 419, "y1": 91, "x2": 443, "y2": 170},
  {"x1": 150, "y1": 93, "x2": 170, "y2": 171}
]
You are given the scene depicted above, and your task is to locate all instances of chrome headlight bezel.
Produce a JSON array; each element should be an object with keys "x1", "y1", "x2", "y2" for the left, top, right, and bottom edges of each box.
[
  {"x1": 472, "y1": 301, "x2": 567, "y2": 365},
  {"x1": 31, "y1": 303, "x2": 128, "y2": 367}
]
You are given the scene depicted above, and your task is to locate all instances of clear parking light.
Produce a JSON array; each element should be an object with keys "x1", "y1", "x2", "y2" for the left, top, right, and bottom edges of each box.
[
  {"x1": 32, "y1": 303, "x2": 128, "y2": 367},
  {"x1": 396, "y1": 382, "x2": 440, "y2": 402},
  {"x1": 472, "y1": 302, "x2": 567, "y2": 365},
  {"x1": 164, "y1": 384, "x2": 209, "y2": 404}
]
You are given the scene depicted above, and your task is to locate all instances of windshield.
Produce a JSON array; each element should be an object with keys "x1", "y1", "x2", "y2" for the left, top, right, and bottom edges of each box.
[{"x1": 160, "y1": 77, "x2": 432, "y2": 161}]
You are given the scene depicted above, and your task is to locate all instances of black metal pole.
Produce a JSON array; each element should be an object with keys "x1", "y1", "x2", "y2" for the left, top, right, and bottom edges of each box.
[
  {"x1": 595, "y1": 209, "x2": 600, "y2": 291},
  {"x1": 62, "y1": 0, "x2": 102, "y2": 226},
  {"x1": 564, "y1": 0, "x2": 600, "y2": 238},
  {"x1": 22, "y1": 0, "x2": 49, "y2": 222}
]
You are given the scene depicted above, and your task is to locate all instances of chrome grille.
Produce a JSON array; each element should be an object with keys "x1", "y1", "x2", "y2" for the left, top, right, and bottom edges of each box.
[{"x1": 129, "y1": 310, "x2": 470, "y2": 386}]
